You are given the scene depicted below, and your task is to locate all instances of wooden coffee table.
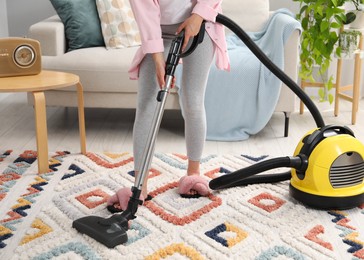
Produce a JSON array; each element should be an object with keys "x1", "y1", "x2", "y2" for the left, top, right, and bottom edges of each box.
[{"x1": 0, "y1": 70, "x2": 86, "y2": 173}]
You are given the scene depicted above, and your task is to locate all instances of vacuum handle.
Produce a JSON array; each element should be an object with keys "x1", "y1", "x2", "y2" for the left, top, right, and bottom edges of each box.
[
  {"x1": 318, "y1": 125, "x2": 354, "y2": 137},
  {"x1": 165, "y1": 31, "x2": 184, "y2": 77},
  {"x1": 165, "y1": 22, "x2": 206, "y2": 77},
  {"x1": 180, "y1": 22, "x2": 206, "y2": 58}
]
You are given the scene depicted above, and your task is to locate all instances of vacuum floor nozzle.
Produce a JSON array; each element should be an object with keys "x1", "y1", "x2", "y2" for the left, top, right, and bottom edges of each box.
[{"x1": 72, "y1": 215, "x2": 128, "y2": 248}]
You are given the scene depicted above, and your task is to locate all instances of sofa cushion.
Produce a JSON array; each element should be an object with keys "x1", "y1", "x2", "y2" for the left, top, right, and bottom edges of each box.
[
  {"x1": 222, "y1": 0, "x2": 269, "y2": 32},
  {"x1": 49, "y1": 0, "x2": 105, "y2": 51},
  {"x1": 96, "y1": 0, "x2": 141, "y2": 49},
  {"x1": 42, "y1": 47, "x2": 138, "y2": 93}
]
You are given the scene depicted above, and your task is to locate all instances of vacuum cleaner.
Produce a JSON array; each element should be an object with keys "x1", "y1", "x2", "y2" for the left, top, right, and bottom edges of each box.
[
  {"x1": 209, "y1": 15, "x2": 364, "y2": 211},
  {"x1": 72, "y1": 13, "x2": 364, "y2": 248}
]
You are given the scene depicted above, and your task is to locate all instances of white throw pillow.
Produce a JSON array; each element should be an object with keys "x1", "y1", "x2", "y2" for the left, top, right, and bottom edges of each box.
[
  {"x1": 222, "y1": 0, "x2": 269, "y2": 32},
  {"x1": 96, "y1": 0, "x2": 141, "y2": 49}
]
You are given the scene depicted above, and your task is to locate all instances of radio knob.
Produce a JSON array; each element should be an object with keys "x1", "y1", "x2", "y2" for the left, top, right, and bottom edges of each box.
[{"x1": 14, "y1": 45, "x2": 35, "y2": 67}]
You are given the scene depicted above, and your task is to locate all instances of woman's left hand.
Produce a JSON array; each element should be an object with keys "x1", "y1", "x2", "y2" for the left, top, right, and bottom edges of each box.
[{"x1": 176, "y1": 14, "x2": 204, "y2": 51}]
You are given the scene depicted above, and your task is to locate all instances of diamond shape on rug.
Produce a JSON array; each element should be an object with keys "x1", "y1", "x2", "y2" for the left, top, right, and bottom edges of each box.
[
  {"x1": 248, "y1": 192, "x2": 286, "y2": 213},
  {"x1": 145, "y1": 181, "x2": 222, "y2": 226},
  {"x1": 204, "y1": 222, "x2": 248, "y2": 248},
  {"x1": 180, "y1": 206, "x2": 278, "y2": 259},
  {"x1": 75, "y1": 189, "x2": 109, "y2": 209},
  {"x1": 53, "y1": 179, "x2": 119, "y2": 218}
]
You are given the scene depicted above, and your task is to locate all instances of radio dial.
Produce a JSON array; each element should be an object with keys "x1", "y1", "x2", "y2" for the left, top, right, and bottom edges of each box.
[{"x1": 14, "y1": 45, "x2": 36, "y2": 67}]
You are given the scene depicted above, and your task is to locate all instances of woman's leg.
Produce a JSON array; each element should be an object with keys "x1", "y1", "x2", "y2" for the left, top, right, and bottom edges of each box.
[
  {"x1": 179, "y1": 33, "x2": 215, "y2": 177},
  {"x1": 133, "y1": 37, "x2": 174, "y2": 197}
]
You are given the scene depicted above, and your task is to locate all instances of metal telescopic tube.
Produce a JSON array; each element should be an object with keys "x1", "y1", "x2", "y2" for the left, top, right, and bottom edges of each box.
[{"x1": 134, "y1": 75, "x2": 174, "y2": 190}]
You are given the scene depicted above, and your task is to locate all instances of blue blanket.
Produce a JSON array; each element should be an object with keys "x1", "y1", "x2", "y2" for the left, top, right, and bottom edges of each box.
[
  {"x1": 175, "y1": 9, "x2": 301, "y2": 141},
  {"x1": 203, "y1": 9, "x2": 302, "y2": 141}
]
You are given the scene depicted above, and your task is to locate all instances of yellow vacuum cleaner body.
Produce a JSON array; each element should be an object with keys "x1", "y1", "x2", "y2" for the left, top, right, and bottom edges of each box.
[{"x1": 290, "y1": 125, "x2": 364, "y2": 209}]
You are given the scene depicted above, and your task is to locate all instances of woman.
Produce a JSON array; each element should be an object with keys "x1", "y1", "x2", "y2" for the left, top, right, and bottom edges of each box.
[{"x1": 107, "y1": 0, "x2": 230, "y2": 211}]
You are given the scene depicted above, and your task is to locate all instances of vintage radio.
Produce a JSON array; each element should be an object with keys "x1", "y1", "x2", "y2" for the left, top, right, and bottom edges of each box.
[{"x1": 0, "y1": 37, "x2": 41, "y2": 77}]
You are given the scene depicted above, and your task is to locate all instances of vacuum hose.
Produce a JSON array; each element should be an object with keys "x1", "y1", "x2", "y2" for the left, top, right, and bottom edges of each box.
[
  {"x1": 209, "y1": 14, "x2": 323, "y2": 188},
  {"x1": 209, "y1": 155, "x2": 308, "y2": 189}
]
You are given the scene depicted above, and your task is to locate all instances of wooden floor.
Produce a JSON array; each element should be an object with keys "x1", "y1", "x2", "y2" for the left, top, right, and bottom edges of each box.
[{"x1": 0, "y1": 93, "x2": 363, "y2": 157}]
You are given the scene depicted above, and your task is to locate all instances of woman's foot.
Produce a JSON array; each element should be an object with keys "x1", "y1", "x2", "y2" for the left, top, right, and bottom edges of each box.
[
  {"x1": 107, "y1": 187, "x2": 152, "y2": 213},
  {"x1": 178, "y1": 175, "x2": 210, "y2": 196},
  {"x1": 178, "y1": 159, "x2": 209, "y2": 196}
]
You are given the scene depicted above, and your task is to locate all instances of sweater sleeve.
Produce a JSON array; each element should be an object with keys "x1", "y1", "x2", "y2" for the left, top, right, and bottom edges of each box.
[{"x1": 129, "y1": 0, "x2": 164, "y2": 54}]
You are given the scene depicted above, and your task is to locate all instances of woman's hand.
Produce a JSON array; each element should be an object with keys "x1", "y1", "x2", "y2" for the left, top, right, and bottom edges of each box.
[
  {"x1": 176, "y1": 14, "x2": 204, "y2": 50},
  {"x1": 152, "y1": 52, "x2": 176, "y2": 89},
  {"x1": 152, "y1": 52, "x2": 166, "y2": 88}
]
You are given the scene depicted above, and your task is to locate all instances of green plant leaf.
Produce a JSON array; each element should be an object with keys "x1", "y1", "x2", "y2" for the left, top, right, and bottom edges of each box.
[
  {"x1": 320, "y1": 20, "x2": 330, "y2": 32},
  {"x1": 318, "y1": 88, "x2": 325, "y2": 101},
  {"x1": 299, "y1": 5, "x2": 308, "y2": 16},
  {"x1": 336, "y1": 46, "x2": 342, "y2": 57},
  {"x1": 345, "y1": 12, "x2": 357, "y2": 24},
  {"x1": 331, "y1": 21, "x2": 342, "y2": 28},
  {"x1": 335, "y1": 12, "x2": 347, "y2": 23},
  {"x1": 328, "y1": 94, "x2": 334, "y2": 104},
  {"x1": 302, "y1": 17, "x2": 309, "y2": 30}
]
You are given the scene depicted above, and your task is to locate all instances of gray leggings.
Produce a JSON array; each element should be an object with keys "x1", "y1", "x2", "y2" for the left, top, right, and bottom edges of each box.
[{"x1": 133, "y1": 24, "x2": 215, "y2": 171}]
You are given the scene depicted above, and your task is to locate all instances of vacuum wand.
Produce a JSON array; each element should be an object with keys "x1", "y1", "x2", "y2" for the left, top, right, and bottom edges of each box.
[{"x1": 135, "y1": 32, "x2": 185, "y2": 191}]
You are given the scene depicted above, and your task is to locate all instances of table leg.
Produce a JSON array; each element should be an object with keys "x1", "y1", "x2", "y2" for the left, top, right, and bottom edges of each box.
[
  {"x1": 32, "y1": 91, "x2": 49, "y2": 173},
  {"x1": 352, "y1": 62, "x2": 361, "y2": 125},
  {"x1": 334, "y1": 58, "x2": 343, "y2": 117},
  {"x1": 76, "y1": 82, "x2": 86, "y2": 154},
  {"x1": 352, "y1": 36, "x2": 363, "y2": 125}
]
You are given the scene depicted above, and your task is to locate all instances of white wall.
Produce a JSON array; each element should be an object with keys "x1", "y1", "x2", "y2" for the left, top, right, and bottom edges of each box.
[
  {"x1": 6, "y1": 0, "x2": 55, "y2": 37},
  {"x1": 0, "y1": 0, "x2": 9, "y2": 37}
]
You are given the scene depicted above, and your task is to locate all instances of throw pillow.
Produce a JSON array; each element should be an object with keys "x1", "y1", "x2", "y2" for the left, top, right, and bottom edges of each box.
[
  {"x1": 95, "y1": 0, "x2": 141, "y2": 49},
  {"x1": 49, "y1": 0, "x2": 105, "y2": 51}
]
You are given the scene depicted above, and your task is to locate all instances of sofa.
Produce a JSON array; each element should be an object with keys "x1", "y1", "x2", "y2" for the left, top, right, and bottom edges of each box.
[{"x1": 28, "y1": 0, "x2": 300, "y2": 137}]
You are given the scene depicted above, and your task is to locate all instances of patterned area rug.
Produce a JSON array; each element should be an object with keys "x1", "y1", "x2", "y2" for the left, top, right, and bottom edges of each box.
[{"x1": 0, "y1": 150, "x2": 363, "y2": 260}]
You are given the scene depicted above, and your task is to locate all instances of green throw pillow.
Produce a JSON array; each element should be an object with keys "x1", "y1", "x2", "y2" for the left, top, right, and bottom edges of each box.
[{"x1": 50, "y1": 0, "x2": 105, "y2": 51}]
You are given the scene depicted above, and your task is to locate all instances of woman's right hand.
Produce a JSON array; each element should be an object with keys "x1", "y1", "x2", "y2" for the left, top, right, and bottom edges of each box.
[
  {"x1": 152, "y1": 52, "x2": 166, "y2": 88},
  {"x1": 152, "y1": 52, "x2": 176, "y2": 89}
]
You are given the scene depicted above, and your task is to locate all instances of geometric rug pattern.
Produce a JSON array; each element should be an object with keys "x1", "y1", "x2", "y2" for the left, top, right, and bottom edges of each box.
[{"x1": 0, "y1": 150, "x2": 363, "y2": 259}]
